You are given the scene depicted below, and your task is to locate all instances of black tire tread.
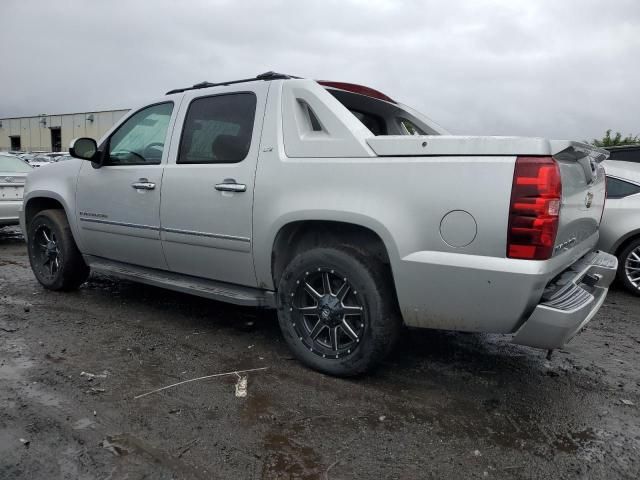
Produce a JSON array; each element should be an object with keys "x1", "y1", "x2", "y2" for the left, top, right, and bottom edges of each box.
[
  {"x1": 27, "y1": 209, "x2": 89, "y2": 291},
  {"x1": 277, "y1": 245, "x2": 401, "y2": 376}
]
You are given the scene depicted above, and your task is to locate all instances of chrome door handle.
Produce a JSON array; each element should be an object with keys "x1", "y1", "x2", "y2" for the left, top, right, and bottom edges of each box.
[
  {"x1": 215, "y1": 179, "x2": 247, "y2": 193},
  {"x1": 131, "y1": 178, "x2": 156, "y2": 190}
]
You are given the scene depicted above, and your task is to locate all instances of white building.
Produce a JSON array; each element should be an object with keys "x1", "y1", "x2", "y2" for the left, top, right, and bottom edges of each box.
[{"x1": 0, "y1": 109, "x2": 129, "y2": 152}]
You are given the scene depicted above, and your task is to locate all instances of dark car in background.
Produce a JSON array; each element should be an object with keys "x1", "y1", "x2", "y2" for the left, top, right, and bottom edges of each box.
[{"x1": 606, "y1": 145, "x2": 640, "y2": 163}]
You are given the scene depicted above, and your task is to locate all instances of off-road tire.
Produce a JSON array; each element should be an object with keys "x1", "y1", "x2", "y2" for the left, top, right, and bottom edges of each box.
[
  {"x1": 277, "y1": 246, "x2": 401, "y2": 376},
  {"x1": 27, "y1": 209, "x2": 89, "y2": 291}
]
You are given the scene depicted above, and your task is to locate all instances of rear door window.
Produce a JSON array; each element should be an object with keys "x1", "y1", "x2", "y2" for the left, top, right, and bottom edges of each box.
[
  {"x1": 606, "y1": 176, "x2": 640, "y2": 199},
  {"x1": 178, "y1": 93, "x2": 257, "y2": 164}
]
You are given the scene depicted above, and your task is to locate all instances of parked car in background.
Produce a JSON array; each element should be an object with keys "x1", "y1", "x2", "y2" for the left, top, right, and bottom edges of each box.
[
  {"x1": 18, "y1": 153, "x2": 38, "y2": 163},
  {"x1": 0, "y1": 153, "x2": 32, "y2": 227},
  {"x1": 17, "y1": 152, "x2": 67, "y2": 166},
  {"x1": 20, "y1": 72, "x2": 616, "y2": 375},
  {"x1": 605, "y1": 145, "x2": 640, "y2": 164},
  {"x1": 29, "y1": 156, "x2": 53, "y2": 168},
  {"x1": 45, "y1": 152, "x2": 67, "y2": 160},
  {"x1": 29, "y1": 153, "x2": 63, "y2": 168},
  {"x1": 598, "y1": 160, "x2": 640, "y2": 295}
]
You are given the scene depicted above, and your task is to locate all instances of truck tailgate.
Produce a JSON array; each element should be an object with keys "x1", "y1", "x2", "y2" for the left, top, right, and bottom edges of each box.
[{"x1": 551, "y1": 141, "x2": 608, "y2": 258}]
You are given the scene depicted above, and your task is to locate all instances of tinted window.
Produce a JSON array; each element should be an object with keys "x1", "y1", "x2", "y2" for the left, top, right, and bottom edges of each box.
[
  {"x1": 326, "y1": 88, "x2": 435, "y2": 136},
  {"x1": 399, "y1": 118, "x2": 425, "y2": 135},
  {"x1": 107, "y1": 102, "x2": 173, "y2": 165},
  {"x1": 350, "y1": 110, "x2": 387, "y2": 135},
  {"x1": 0, "y1": 155, "x2": 32, "y2": 173},
  {"x1": 178, "y1": 93, "x2": 256, "y2": 164},
  {"x1": 606, "y1": 176, "x2": 640, "y2": 199},
  {"x1": 607, "y1": 148, "x2": 640, "y2": 163}
]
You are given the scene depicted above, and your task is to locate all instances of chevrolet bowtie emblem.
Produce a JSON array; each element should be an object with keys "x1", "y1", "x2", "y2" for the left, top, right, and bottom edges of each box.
[{"x1": 585, "y1": 192, "x2": 594, "y2": 208}]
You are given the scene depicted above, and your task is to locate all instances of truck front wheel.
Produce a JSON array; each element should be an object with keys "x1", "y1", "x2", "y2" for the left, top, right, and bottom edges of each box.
[
  {"x1": 27, "y1": 209, "x2": 90, "y2": 291},
  {"x1": 276, "y1": 247, "x2": 401, "y2": 376}
]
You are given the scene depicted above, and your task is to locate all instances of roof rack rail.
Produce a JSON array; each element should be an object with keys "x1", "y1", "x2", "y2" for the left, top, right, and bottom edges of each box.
[{"x1": 166, "y1": 71, "x2": 299, "y2": 95}]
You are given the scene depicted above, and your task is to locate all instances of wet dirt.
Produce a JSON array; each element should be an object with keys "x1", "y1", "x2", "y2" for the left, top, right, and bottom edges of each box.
[{"x1": 1, "y1": 226, "x2": 639, "y2": 479}]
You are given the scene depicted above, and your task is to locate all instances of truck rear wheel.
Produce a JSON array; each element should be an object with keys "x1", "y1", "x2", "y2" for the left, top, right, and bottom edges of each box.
[
  {"x1": 276, "y1": 247, "x2": 401, "y2": 376},
  {"x1": 618, "y1": 238, "x2": 640, "y2": 296},
  {"x1": 27, "y1": 209, "x2": 90, "y2": 291}
]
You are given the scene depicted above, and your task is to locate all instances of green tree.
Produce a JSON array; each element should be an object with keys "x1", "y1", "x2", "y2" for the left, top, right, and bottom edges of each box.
[{"x1": 591, "y1": 129, "x2": 640, "y2": 147}]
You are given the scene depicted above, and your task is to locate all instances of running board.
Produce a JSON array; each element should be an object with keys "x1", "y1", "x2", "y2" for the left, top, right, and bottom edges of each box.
[{"x1": 84, "y1": 255, "x2": 276, "y2": 308}]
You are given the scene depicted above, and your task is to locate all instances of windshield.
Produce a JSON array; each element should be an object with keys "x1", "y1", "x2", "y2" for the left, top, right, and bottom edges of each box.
[{"x1": 0, "y1": 155, "x2": 32, "y2": 172}]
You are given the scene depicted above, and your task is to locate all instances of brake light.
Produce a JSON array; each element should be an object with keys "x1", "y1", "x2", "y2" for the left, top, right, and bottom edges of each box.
[
  {"x1": 317, "y1": 81, "x2": 396, "y2": 103},
  {"x1": 507, "y1": 156, "x2": 562, "y2": 260}
]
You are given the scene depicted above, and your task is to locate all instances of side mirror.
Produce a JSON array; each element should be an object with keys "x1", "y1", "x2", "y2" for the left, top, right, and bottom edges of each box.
[{"x1": 69, "y1": 137, "x2": 98, "y2": 161}]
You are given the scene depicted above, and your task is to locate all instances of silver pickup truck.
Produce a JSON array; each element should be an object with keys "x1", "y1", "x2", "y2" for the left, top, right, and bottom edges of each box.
[{"x1": 20, "y1": 72, "x2": 617, "y2": 376}]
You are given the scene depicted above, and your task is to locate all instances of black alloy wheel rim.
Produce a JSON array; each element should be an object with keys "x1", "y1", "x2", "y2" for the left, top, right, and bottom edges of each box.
[
  {"x1": 289, "y1": 267, "x2": 366, "y2": 359},
  {"x1": 32, "y1": 225, "x2": 61, "y2": 281}
]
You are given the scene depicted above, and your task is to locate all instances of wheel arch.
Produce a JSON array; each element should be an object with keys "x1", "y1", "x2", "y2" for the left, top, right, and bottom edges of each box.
[
  {"x1": 269, "y1": 218, "x2": 398, "y2": 288},
  {"x1": 22, "y1": 192, "x2": 81, "y2": 248},
  {"x1": 24, "y1": 195, "x2": 66, "y2": 226},
  {"x1": 613, "y1": 229, "x2": 640, "y2": 257}
]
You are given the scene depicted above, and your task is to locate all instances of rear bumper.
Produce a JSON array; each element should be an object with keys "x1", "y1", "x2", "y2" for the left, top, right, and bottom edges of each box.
[
  {"x1": 0, "y1": 200, "x2": 22, "y2": 226},
  {"x1": 512, "y1": 250, "x2": 617, "y2": 349}
]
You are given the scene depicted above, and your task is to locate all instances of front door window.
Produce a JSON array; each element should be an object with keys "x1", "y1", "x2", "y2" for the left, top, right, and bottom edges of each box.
[{"x1": 107, "y1": 103, "x2": 173, "y2": 165}]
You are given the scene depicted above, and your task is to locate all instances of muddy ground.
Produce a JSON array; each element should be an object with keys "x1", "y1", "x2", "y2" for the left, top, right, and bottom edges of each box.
[{"x1": 1, "y1": 226, "x2": 639, "y2": 480}]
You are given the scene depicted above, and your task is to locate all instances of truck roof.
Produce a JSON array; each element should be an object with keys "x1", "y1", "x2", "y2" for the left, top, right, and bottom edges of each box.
[
  {"x1": 165, "y1": 71, "x2": 296, "y2": 95},
  {"x1": 165, "y1": 71, "x2": 396, "y2": 105}
]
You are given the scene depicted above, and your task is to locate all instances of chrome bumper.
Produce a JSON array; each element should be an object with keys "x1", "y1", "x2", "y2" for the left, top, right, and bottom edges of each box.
[{"x1": 512, "y1": 250, "x2": 617, "y2": 349}]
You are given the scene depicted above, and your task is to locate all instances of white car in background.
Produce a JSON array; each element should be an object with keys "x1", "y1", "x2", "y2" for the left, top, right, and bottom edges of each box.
[
  {"x1": 30, "y1": 152, "x2": 66, "y2": 167},
  {"x1": 29, "y1": 154, "x2": 53, "y2": 168},
  {"x1": 0, "y1": 153, "x2": 32, "y2": 227},
  {"x1": 598, "y1": 160, "x2": 640, "y2": 295}
]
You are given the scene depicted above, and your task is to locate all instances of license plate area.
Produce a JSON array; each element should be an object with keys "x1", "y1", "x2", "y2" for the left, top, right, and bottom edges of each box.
[{"x1": 0, "y1": 185, "x2": 24, "y2": 199}]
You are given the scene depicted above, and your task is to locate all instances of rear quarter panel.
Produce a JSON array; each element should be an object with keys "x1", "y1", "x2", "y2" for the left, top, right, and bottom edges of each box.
[
  {"x1": 253, "y1": 82, "x2": 526, "y2": 332},
  {"x1": 554, "y1": 161, "x2": 606, "y2": 255}
]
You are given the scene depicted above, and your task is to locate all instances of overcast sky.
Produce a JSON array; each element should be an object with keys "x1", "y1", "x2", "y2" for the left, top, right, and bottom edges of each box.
[{"x1": 1, "y1": 0, "x2": 638, "y2": 140}]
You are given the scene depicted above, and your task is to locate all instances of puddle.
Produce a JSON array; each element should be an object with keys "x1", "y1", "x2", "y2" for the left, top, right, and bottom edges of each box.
[
  {"x1": 0, "y1": 338, "x2": 62, "y2": 407},
  {"x1": 100, "y1": 434, "x2": 205, "y2": 478},
  {"x1": 553, "y1": 428, "x2": 598, "y2": 453},
  {"x1": 0, "y1": 356, "x2": 35, "y2": 380},
  {"x1": 261, "y1": 432, "x2": 325, "y2": 480},
  {"x1": 72, "y1": 418, "x2": 95, "y2": 430},
  {"x1": 0, "y1": 339, "x2": 35, "y2": 380}
]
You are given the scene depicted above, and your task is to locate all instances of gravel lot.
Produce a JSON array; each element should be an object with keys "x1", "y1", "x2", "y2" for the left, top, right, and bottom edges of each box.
[{"x1": 1, "y1": 226, "x2": 639, "y2": 479}]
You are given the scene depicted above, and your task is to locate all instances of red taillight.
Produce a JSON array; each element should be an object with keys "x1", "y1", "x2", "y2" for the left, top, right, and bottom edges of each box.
[{"x1": 507, "y1": 156, "x2": 562, "y2": 260}]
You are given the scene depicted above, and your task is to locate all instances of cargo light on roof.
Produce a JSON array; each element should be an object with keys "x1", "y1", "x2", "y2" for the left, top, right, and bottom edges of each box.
[{"x1": 316, "y1": 81, "x2": 396, "y2": 104}]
